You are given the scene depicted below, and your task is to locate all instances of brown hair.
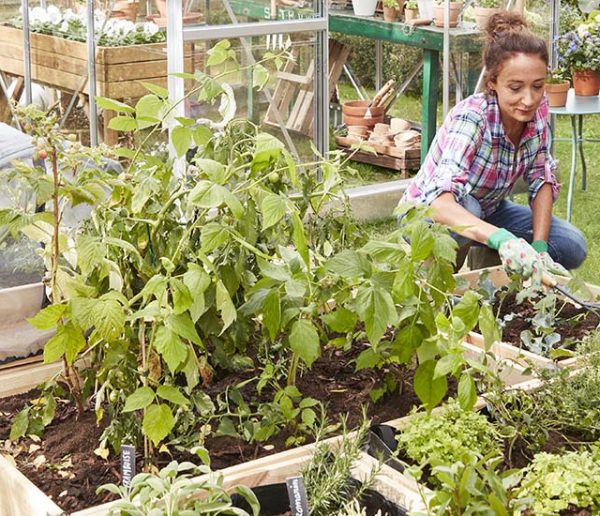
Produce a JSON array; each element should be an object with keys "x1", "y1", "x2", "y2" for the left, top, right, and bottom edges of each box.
[{"x1": 483, "y1": 12, "x2": 548, "y2": 91}]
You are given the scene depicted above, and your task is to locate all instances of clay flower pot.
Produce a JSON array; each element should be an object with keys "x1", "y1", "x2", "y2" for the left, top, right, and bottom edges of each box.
[
  {"x1": 545, "y1": 80, "x2": 570, "y2": 107},
  {"x1": 404, "y1": 7, "x2": 418, "y2": 21},
  {"x1": 351, "y1": 0, "x2": 379, "y2": 16},
  {"x1": 383, "y1": 6, "x2": 399, "y2": 21},
  {"x1": 434, "y1": 1, "x2": 463, "y2": 27},
  {"x1": 572, "y1": 70, "x2": 600, "y2": 97},
  {"x1": 473, "y1": 6, "x2": 502, "y2": 30},
  {"x1": 113, "y1": 1, "x2": 140, "y2": 21},
  {"x1": 342, "y1": 100, "x2": 385, "y2": 127}
]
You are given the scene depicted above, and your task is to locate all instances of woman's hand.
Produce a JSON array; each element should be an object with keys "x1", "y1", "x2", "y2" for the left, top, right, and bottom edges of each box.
[{"x1": 497, "y1": 237, "x2": 544, "y2": 287}]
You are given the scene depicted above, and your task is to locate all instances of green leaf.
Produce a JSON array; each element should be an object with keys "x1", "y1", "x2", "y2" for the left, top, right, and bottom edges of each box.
[
  {"x1": 41, "y1": 395, "x2": 56, "y2": 426},
  {"x1": 321, "y1": 307, "x2": 357, "y2": 333},
  {"x1": 434, "y1": 352, "x2": 463, "y2": 379},
  {"x1": 410, "y1": 220, "x2": 435, "y2": 261},
  {"x1": 261, "y1": 194, "x2": 287, "y2": 231},
  {"x1": 235, "y1": 485, "x2": 261, "y2": 516},
  {"x1": 392, "y1": 324, "x2": 424, "y2": 364},
  {"x1": 170, "y1": 278, "x2": 193, "y2": 315},
  {"x1": 154, "y1": 326, "x2": 187, "y2": 373},
  {"x1": 141, "y1": 82, "x2": 169, "y2": 98},
  {"x1": 355, "y1": 286, "x2": 397, "y2": 346},
  {"x1": 252, "y1": 63, "x2": 269, "y2": 90},
  {"x1": 27, "y1": 304, "x2": 67, "y2": 330},
  {"x1": 183, "y1": 265, "x2": 211, "y2": 296},
  {"x1": 216, "y1": 280, "x2": 236, "y2": 332},
  {"x1": 251, "y1": 133, "x2": 284, "y2": 172},
  {"x1": 167, "y1": 313, "x2": 203, "y2": 348},
  {"x1": 156, "y1": 385, "x2": 189, "y2": 406},
  {"x1": 457, "y1": 373, "x2": 477, "y2": 411},
  {"x1": 192, "y1": 126, "x2": 213, "y2": 147},
  {"x1": 414, "y1": 360, "x2": 448, "y2": 412},
  {"x1": 123, "y1": 387, "x2": 155, "y2": 412},
  {"x1": 76, "y1": 235, "x2": 106, "y2": 275},
  {"x1": 189, "y1": 180, "x2": 226, "y2": 208},
  {"x1": 10, "y1": 407, "x2": 30, "y2": 441},
  {"x1": 289, "y1": 319, "x2": 321, "y2": 368},
  {"x1": 171, "y1": 126, "x2": 192, "y2": 157},
  {"x1": 43, "y1": 322, "x2": 86, "y2": 365},
  {"x1": 108, "y1": 115, "x2": 137, "y2": 132},
  {"x1": 393, "y1": 261, "x2": 416, "y2": 300},
  {"x1": 263, "y1": 289, "x2": 281, "y2": 342},
  {"x1": 479, "y1": 303, "x2": 501, "y2": 351},
  {"x1": 143, "y1": 404, "x2": 174, "y2": 446},
  {"x1": 201, "y1": 222, "x2": 229, "y2": 252},
  {"x1": 95, "y1": 96, "x2": 135, "y2": 113},
  {"x1": 135, "y1": 94, "x2": 164, "y2": 128},
  {"x1": 93, "y1": 296, "x2": 125, "y2": 341},
  {"x1": 291, "y1": 211, "x2": 309, "y2": 266},
  {"x1": 452, "y1": 291, "x2": 481, "y2": 333},
  {"x1": 326, "y1": 250, "x2": 371, "y2": 279},
  {"x1": 195, "y1": 159, "x2": 226, "y2": 183},
  {"x1": 206, "y1": 40, "x2": 232, "y2": 66},
  {"x1": 355, "y1": 347, "x2": 383, "y2": 371}
]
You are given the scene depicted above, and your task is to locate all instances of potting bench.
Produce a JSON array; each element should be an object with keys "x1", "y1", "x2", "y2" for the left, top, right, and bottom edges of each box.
[
  {"x1": 549, "y1": 88, "x2": 600, "y2": 223},
  {"x1": 328, "y1": 11, "x2": 482, "y2": 162}
]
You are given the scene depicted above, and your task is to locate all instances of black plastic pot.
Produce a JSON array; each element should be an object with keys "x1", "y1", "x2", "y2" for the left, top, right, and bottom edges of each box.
[{"x1": 231, "y1": 480, "x2": 407, "y2": 515}]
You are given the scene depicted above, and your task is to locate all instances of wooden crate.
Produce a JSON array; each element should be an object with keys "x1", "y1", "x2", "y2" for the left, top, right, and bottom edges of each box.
[
  {"x1": 0, "y1": 25, "x2": 194, "y2": 99},
  {"x1": 335, "y1": 135, "x2": 420, "y2": 176}
]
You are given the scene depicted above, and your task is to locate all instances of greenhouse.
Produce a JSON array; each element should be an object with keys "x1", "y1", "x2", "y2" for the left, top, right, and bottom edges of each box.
[{"x1": 1, "y1": 0, "x2": 600, "y2": 514}]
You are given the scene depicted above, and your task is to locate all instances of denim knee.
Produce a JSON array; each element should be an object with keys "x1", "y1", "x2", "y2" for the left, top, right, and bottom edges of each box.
[{"x1": 548, "y1": 226, "x2": 587, "y2": 270}]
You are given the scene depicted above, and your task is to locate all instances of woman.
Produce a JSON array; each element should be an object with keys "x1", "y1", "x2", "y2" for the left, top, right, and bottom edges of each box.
[{"x1": 400, "y1": 12, "x2": 587, "y2": 285}]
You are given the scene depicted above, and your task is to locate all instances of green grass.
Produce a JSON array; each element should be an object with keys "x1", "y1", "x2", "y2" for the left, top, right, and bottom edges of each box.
[{"x1": 339, "y1": 85, "x2": 600, "y2": 285}]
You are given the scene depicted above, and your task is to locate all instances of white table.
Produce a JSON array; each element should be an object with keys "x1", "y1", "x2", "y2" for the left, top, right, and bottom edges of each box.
[{"x1": 549, "y1": 89, "x2": 600, "y2": 223}]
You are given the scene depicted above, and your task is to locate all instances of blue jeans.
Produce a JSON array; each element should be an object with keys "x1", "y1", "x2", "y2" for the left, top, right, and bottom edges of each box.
[{"x1": 453, "y1": 196, "x2": 587, "y2": 270}]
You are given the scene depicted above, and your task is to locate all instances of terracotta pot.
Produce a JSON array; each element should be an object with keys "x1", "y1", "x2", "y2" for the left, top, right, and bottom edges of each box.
[
  {"x1": 396, "y1": 0, "x2": 406, "y2": 13},
  {"x1": 572, "y1": 70, "x2": 600, "y2": 97},
  {"x1": 343, "y1": 113, "x2": 385, "y2": 127},
  {"x1": 342, "y1": 100, "x2": 385, "y2": 118},
  {"x1": 434, "y1": 2, "x2": 463, "y2": 27},
  {"x1": 404, "y1": 7, "x2": 418, "y2": 21},
  {"x1": 473, "y1": 6, "x2": 502, "y2": 30},
  {"x1": 155, "y1": 0, "x2": 167, "y2": 18},
  {"x1": 351, "y1": 0, "x2": 379, "y2": 16},
  {"x1": 113, "y1": 1, "x2": 140, "y2": 21},
  {"x1": 545, "y1": 80, "x2": 570, "y2": 107},
  {"x1": 383, "y1": 6, "x2": 399, "y2": 21}
]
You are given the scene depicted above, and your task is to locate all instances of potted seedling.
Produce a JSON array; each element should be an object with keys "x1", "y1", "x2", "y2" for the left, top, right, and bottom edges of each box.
[
  {"x1": 404, "y1": 0, "x2": 419, "y2": 21},
  {"x1": 383, "y1": 0, "x2": 400, "y2": 21},
  {"x1": 433, "y1": 0, "x2": 463, "y2": 27},
  {"x1": 473, "y1": 0, "x2": 504, "y2": 30},
  {"x1": 545, "y1": 68, "x2": 570, "y2": 107}
]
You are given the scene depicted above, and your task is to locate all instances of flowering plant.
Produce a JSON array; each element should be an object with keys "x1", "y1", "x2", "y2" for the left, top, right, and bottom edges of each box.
[
  {"x1": 11, "y1": 5, "x2": 165, "y2": 47},
  {"x1": 557, "y1": 15, "x2": 600, "y2": 76}
]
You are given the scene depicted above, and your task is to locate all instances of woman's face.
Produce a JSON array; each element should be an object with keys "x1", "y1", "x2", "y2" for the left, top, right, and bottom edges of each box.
[{"x1": 489, "y1": 53, "x2": 547, "y2": 131}]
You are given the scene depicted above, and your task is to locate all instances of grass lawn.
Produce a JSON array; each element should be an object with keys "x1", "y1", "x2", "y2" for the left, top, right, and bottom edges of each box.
[{"x1": 338, "y1": 84, "x2": 600, "y2": 286}]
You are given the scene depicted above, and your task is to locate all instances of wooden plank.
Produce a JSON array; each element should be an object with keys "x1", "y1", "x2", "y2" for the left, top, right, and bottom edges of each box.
[
  {"x1": 264, "y1": 52, "x2": 298, "y2": 124},
  {"x1": 0, "y1": 456, "x2": 62, "y2": 516},
  {"x1": 0, "y1": 362, "x2": 62, "y2": 398},
  {"x1": 0, "y1": 75, "x2": 22, "y2": 122},
  {"x1": 0, "y1": 354, "x2": 44, "y2": 371},
  {"x1": 337, "y1": 147, "x2": 416, "y2": 174},
  {"x1": 336, "y1": 135, "x2": 420, "y2": 160},
  {"x1": 275, "y1": 71, "x2": 312, "y2": 86},
  {"x1": 287, "y1": 58, "x2": 314, "y2": 130}
]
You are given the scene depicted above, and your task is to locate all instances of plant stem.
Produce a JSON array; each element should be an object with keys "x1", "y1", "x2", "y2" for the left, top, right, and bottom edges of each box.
[{"x1": 287, "y1": 352, "x2": 300, "y2": 387}]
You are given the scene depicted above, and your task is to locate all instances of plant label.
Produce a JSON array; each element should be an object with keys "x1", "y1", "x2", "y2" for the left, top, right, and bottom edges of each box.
[
  {"x1": 285, "y1": 475, "x2": 309, "y2": 516},
  {"x1": 121, "y1": 444, "x2": 136, "y2": 487}
]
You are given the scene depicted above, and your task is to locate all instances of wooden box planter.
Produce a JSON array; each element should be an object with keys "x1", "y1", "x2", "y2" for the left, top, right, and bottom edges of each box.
[
  {"x1": 454, "y1": 266, "x2": 600, "y2": 379},
  {"x1": 0, "y1": 25, "x2": 194, "y2": 99}
]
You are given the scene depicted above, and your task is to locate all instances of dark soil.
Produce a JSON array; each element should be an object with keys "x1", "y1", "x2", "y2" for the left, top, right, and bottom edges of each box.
[
  {"x1": 0, "y1": 270, "x2": 43, "y2": 289},
  {"x1": 0, "y1": 342, "x2": 448, "y2": 512},
  {"x1": 495, "y1": 293, "x2": 600, "y2": 355}
]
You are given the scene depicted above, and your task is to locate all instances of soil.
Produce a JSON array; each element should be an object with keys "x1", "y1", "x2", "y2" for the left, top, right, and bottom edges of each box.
[
  {"x1": 0, "y1": 270, "x2": 43, "y2": 289},
  {"x1": 495, "y1": 292, "x2": 600, "y2": 355},
  {"x1": 0, "y1": 342, "x2": 450, "y2": 512}
]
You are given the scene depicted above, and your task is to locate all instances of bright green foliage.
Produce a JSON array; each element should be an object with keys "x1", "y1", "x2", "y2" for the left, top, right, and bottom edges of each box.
[
  {"x1": 397, "y1": 401, "x2": 503, "y2": 480},
  {"x1": 514, "y1": 450, "x2": 600, "y2": 515}
]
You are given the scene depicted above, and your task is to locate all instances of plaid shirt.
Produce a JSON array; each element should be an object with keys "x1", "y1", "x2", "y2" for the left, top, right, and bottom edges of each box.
[{"x1": 401, "y1": 93, "x2": 559, "y2": 218}]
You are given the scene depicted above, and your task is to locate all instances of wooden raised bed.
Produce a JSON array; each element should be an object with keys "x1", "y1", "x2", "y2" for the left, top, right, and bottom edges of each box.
[
  {"x1": 0, "y1": 25, "x2": 194, "y2": 143},
  {"x1": 455, "y1": 266, "x2": 600, "y2": 379}
]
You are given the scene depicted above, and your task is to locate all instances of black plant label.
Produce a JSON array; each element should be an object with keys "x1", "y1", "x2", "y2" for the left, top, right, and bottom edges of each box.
[
  {"x1": 286, "y1": 475, "x2": 310, "y2": 516},
  {"x1": 121, "y1": 444, "x2": 136, "y2": 487}
]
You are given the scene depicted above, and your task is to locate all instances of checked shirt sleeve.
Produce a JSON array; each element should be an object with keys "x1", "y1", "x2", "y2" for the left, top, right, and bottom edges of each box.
[
  {"x1": 419, "y1": 106, "x2": 485, "y2": 206},
  {"x1": 523, "y1": 119, "x2": 561, "y2": 205}
]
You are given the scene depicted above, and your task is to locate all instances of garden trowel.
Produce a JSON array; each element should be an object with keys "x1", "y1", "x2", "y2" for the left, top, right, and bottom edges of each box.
[{"x1": 542, "y1": 272, "x2": 600, "y2": 312}]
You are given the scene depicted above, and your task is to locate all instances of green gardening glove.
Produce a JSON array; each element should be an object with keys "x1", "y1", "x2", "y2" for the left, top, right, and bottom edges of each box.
[
  {"x1": 488, "y1": 229, "x2": 543, "y2": 287},
  {"x1": 531, "y1": 240, "x2": 571, "y2": 278}
]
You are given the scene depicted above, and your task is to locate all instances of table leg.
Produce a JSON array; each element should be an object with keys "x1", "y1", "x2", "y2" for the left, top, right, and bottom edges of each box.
[
  {"x1": 578, "y1": 114, "x2": 586, "y2": 191},
  {"x1": 566, "y1": 115, "x2": 578, "y2": 223},
  {"x1": 421, "y1": 49, "x2": 439, "y2": 163},
  {"x1": 375, "y1": 40, "x2": 383, "y2": 92}
]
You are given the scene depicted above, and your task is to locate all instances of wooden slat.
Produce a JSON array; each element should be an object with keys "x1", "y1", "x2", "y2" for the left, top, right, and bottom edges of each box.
[
  {"x1": 275, "y1": 71, "x2": 312, "y2": 86},
  {"x1": 336, "y1": 135, "x2": 420, "y2": 160},
  {"x1": 337, "y1": 147, "x2": 416, "y2": 175}
]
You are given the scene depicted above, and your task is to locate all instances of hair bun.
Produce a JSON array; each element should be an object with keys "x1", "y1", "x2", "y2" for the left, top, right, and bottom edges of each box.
[{"x1": 485, "y1": 11, "x2": 528, "y2": 41}]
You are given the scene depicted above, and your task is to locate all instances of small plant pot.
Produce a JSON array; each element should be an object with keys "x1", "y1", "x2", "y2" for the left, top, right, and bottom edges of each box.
[
  {"x1": 404, "y1": 7, "x2": 418, "y2": 21},
  {"x1": 383, "y1": 6, "x2": 399, "y2": 21},
  {"x1": 545, "y1": 80, "x2": 570, "y2": 107},
  {"x1": 572, "y1": 70, "x2": 600, "y2": 97},
  {"x1": 434, "y1": 1, "x2": 463, "y2": 27},
  {"x1": 473, "y1": 6, "x2": 502, "y2": 30},
  {"x1": 351, "y1": 0, "x2": 379, "y2": 16}
]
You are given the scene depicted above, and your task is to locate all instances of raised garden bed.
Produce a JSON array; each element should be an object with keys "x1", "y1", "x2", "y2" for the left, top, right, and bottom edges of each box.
[{"x1": 455, "y1": 266, "x2": 600, "y2": 380}]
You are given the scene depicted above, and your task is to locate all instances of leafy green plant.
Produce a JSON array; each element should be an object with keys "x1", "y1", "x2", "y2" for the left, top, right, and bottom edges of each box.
[
  {"x1": 513, "y1": 448, "x2": 600, "y2": 516},
  {"x1": 397, "y1": 400, "x2": 503, "y2": 482},
  {"x1": 99, "y1": 446, "x2": 260, "y2": 515},
  {"x1": 383, "y1": 0, "x2": 399, "y2": 9},
  {"x1": 405, "y1": 0, "x2": 418, "y2": 9},
  {"x1": 474, "y1": 0, "x2": 504, "y2": 8}
]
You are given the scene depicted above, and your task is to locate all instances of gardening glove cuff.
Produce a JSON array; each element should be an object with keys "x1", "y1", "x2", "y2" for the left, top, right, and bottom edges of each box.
[
  {"x1": 539, "y1": 252, "x2": 571, "y2": 278},
  {"x1": 487, "y1": 228, "x2": 517, "y2": 251},
  {"x1": 498, "y1": 238, "x2": 543, "y2": 288},
  {"x1": 531, "y1": 240, "x2": 548, "y2": 253}
]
